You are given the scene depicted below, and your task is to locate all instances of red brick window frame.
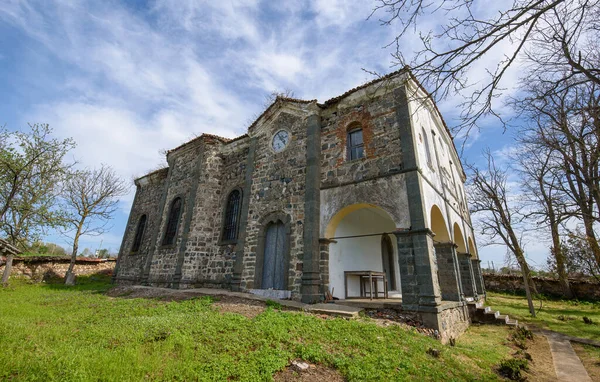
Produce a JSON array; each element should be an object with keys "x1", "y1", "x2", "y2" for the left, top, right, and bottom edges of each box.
[{"x1": 346, "y1": 122, "x2": 365, "y2": 161}]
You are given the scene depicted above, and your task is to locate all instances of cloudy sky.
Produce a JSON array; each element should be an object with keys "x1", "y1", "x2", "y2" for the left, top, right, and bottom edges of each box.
[{"x1": 0, "y1": 0, "x2": 545, "y2": 269}]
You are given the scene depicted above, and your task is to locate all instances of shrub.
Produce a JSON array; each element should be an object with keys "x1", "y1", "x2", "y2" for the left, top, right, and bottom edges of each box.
[{"x1": 498, "y1": 358, "x2": 529, "y2": 380}]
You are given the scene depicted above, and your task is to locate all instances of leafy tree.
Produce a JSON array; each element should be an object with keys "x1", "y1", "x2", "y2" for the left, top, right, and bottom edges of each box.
[
  {"x1": 0, "y1": 124, "x2": 75, "y2": 285},
  {"x1": 62, "y1": 164, "x2": 128, "y2": 285}
]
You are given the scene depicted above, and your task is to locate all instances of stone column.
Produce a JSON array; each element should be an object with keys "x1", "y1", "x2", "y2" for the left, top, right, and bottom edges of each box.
[
  {"x1": 140, "y1": 161, "x2": 174, "y2": 285},
  {"x1": 434, "y1": 242, "x2": 462, "y2": 301},
  {"x1": 112, "y1": 183, "x2": 141, "y2": 284},
  {"x1": 319, "y1": 239, "x2": 334, "y2": 296},
  {"x1": 172, "y1": 146, "x2": 205, "y2": 289},
  {"x1": 458, "y1": 253, "x2": 477, "y2": 299},
  {"x1": 471, "y1": 259, "x2": 485, "y2": 296},
  {"x1": 301, "y1": 113, "x2": 322, "y2": 303},
  {"x1": 231, "y1": 138, "x2": 258, "y2": 292},
  {"x1": 394, "y1": 229, "x2": 442, "y2": 310}
]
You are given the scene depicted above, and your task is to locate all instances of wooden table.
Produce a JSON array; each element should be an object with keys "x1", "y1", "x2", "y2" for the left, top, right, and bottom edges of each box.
[{"x1": 344, "y1": 270, "x2": 388, "y2": 300}]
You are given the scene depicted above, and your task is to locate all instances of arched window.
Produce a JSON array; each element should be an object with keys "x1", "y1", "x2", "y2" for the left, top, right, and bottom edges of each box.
[
  {"x1": 222, "y1": 189, "x2": 242, "y2": 242},
  {"x1": 347, "y1": 124, "x2": 365, "y2": 160},
  {"x1": 131, "y1": 214, "x2": 147, "y2": 253},
  {"x1": 422, "y1": 128, "x2": 433, "y2": 167},
  {"x1": 162, "y1": 197, "x2": 182, "y2": 246}
]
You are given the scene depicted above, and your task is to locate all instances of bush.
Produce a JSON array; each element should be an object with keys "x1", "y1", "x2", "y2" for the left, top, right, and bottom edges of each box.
[{"x1": 498, "y1": 358, "x2": 529, "y2": 380}]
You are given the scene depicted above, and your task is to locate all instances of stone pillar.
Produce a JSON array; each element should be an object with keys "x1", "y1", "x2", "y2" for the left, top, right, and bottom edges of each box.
[
  {"x1": 301, "y1": 113, "x2": 322, "y2": 303},
  {"x1": 471, "y1": 259, "x2": 485, "y2": 296},
  {"x1": 434, "y1": 242, "x2": 462, "y2": 301},
  {"x1": 458, "y1": 253, "x2": 477, "y2": 299},
  {"x1": 231, "y1": 138, "x2": 258, "y2": 292},
  {"x1": 172, "y1": 146, "x2": 205, "y2": 289},
  {"x1": 140, "y1": 161, "x2": 173, "y2": 285},
  {"x1": 319, "y1": 239, "x2": 334, "y2": 295},
  {"x1": 113, "y1": 184, "x2": 141, "y2": 284},
  {"x1": 394, "y1": 229, "x2": 442, "y2": 310}
]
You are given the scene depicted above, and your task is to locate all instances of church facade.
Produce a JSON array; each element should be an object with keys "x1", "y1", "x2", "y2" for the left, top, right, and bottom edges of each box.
[{"x1": 114, "y1": 69, "x2": 485, "y2": 341}]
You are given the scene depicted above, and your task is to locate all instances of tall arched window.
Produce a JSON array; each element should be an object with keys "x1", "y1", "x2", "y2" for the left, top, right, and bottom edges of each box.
[
  {"x1": 422, "y1": 128, "x2": 433, "y2": 167},
  {"x1": 131, "y1": 214, "x2": 147, "y2": 253},
  {"x1": 222, "y1": 189, "x2": 242, "y2": 242},
  {"x1": 162, "y1": 197, "x2": 182, "y2": 246},
  {"x1": 347, "y1": 124, "x2": 365, "y2": 160}
]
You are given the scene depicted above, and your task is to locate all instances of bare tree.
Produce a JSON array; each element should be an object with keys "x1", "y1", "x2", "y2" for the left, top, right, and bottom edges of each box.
[
  {"x1": 0, "y1": 124, "x2": 75, "y2": 285},
  {"x1": 371, "y1": 0, "x2": 600, "y2": 134},
  {"x1": 514, "y1": 140, "x2": 573, "y2": 297},
  {"x1": 62, "y1": 165, "x2": 128, "y2": 285},
  {"x1": 468, "y1": 149, "x2": 537, "y2": 316},
  {"x1": 514, "y1": 80, "x2": 600, "y2": 269}
]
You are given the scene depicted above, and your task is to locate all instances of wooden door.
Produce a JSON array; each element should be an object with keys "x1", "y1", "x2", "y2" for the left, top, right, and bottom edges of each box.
[
  {"x1": 381, "y1": 234, "x2": 396, "y2": 290},
  {"x1": 262, "y1": 221, "x2": 286, "y2": 289}
]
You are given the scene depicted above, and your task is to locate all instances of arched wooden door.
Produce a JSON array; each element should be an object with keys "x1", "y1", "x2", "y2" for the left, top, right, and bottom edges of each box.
[
  {"x1": 381, "y1": 234, "x2": 396, "y2": 291},
  {"x1": 262, "y1": 221, "x2": 286, "y2": 290}
]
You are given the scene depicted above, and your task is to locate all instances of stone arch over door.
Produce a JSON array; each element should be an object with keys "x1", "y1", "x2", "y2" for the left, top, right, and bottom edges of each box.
[{"x1": 254, "y1": 212, "x2": 292, "y2": 290}]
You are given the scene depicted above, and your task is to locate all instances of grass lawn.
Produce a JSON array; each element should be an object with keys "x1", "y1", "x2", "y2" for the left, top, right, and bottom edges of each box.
[
  {"x1": 486, "y1": 292, "x2": 600, "y2": 341},
  {"x1": 0, "y1": 276, "x2": 519, "y2": 381}
]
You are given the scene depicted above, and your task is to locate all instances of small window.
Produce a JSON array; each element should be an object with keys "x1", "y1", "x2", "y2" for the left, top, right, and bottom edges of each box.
[
  {"x1": 347, "y1": 128, "x2": 365, "y2": 160},
  {"x1": 222, "y1": 189, "x2": 242, "y2": 242},
  {"x1": 162, "y1": 197, "x2": 182, "y2": 246},
  {"x1": 131, "y1": 214, "x2": 147, "y2": 253}
]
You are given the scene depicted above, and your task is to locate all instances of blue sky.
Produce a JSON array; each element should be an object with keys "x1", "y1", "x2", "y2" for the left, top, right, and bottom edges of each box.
[{"x1": 0, "y1": 1, "x2": 547, "y2": 269}]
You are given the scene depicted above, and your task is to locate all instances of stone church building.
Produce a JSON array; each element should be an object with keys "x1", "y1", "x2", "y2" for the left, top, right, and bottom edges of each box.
[{"x1": 114, "y1": 68, "x2": 485, "y2": 340}]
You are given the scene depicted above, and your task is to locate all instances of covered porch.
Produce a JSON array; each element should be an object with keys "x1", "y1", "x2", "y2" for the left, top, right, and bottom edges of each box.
[{"x1": 321, "y1": 204, "x2": 402, "y2": 301}]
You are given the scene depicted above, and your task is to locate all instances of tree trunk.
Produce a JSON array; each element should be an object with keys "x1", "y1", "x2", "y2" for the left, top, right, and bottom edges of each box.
[
  {"x1": 550, "y1": 224, "x2": 573, "y2": 298},
  {"x1": 583, "y1": 218, "x2": 600, "y2": 270},
  {"x1": 514, "y1": 249, "x2": 537, "y2": 317},
  {"x1": 1, "y1": 253, "x2": 14, "y2": 286},
  {"x1": 65, "y1": 233, "x2": 80, "y2": 286},
  {"x1": 521, "y1": 270, "x2": 536, "y2": 318}
]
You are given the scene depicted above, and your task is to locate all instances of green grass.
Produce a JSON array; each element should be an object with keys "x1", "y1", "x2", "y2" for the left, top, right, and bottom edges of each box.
[
  {"x1": 486, "y1": 292, "x2": 600, "y2": 341},
  {"x1": 1, "y1": 277, "x2": 515, "y2": 381}
]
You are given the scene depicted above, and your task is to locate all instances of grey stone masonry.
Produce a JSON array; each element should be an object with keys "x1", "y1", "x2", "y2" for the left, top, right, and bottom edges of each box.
[
  {"x1": 113, "y1": 68, "x2": 478, "y2": 341},
  {"x1": 458, "y1": 253, "x2": 477, "y2": 298},
  {"x1": 394, "y1": 229, "x2": 442, "y2": 310},
  {"x1": 471, "y1": 259, "x2": 485, "y2": 296},
  {"x1": 434, "y1": 243, "x2": 462, "y2": 301},
  {"x1": 301, "y1": 112, "x2": 323, "y2": 303}
]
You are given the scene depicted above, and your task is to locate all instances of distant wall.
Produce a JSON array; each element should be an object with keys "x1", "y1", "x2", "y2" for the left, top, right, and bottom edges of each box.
[
  {"x1": 0, "y1": 256, "x2": 116, "y2": 281},
  {"x1": 483, "y1": 273, "x2": 600, "y2": 301}
]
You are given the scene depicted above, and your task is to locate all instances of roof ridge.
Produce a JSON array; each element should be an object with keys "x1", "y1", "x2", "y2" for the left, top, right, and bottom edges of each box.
[{"x1": 322, "y1": 66, "x2": 410, "y2": 106}]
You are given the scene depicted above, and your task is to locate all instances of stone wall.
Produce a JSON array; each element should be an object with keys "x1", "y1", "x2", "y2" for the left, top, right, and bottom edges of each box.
[
  {"x1": 320, "y1": 89, "x2": 403, "y2": 189},
  {"x1": 483, "y1": 273, "x2": 600, "y2": 301},
  {"x1": 240, "y1": 109, "x2": 311, "y2": 297},
  {"x1": 116, "y1": 168, "x2": 168, "y2": 282},
  {"x1": 1, "y1": 256, "x2": 115, "y2": 281}
]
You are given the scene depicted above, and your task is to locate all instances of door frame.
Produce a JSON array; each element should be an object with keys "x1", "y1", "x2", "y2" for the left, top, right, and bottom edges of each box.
[
  {"x1": 381, "y1": 233, "x2": 397, "y2": 291},
  {"x1": 254, "y1": 211, "x2": 292, "y2": 290}
]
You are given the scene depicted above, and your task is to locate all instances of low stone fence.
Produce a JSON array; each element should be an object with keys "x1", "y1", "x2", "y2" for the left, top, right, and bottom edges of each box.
[
  {"x1": 0, "y1": 256, "x2": 116, "y2": 281},
  {"x1": 483, "y1": 273, "x2": 600, "y2": 301}
]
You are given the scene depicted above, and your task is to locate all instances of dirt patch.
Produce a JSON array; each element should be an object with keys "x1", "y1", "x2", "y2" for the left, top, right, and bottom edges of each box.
[
  {"x1": 523, "y1": 334, "x2": 557, "y2": 382},
  {"x1": 274, "y1": 361, "x2": 345, "y2": 382},
  {"x1": 572, "y1": 343, "x2": 600, "y2": 381},
  {"x1": 106, "y1": 286, "x2": 192, "y2": 301},
  {"x1": 212, "y1": 296, "x2": 266, "y2": 319},
  {"x1": 107, "y1": 286, "x2": 269, "y2": 318}
]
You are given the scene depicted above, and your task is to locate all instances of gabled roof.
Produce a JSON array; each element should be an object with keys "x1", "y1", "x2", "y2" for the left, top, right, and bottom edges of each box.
[
  {"x1": 321, "y1": 66, "x2": 410, "y2": 106},
  {"x1": 246, "y1": 96, "x2": 317, "y2": 133}
]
